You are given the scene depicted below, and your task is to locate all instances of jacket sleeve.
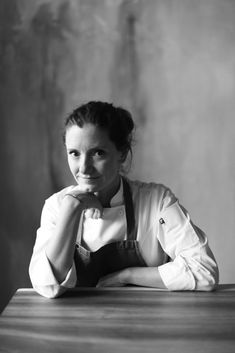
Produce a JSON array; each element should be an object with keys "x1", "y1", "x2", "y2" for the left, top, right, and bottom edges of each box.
[
  {"x1": 29, "y1": 194, "x2": 77, "y2": 298},
  {"x1": 157, "y1": 188, "x2": 219, "y2": 291}
]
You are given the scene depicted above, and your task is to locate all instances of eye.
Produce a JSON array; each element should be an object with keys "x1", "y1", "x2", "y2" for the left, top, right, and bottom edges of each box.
[
  {"x1": 68, "y1": 150, "x2": 80, "y2": 158},
  {"x1": 94, "y1": 149, "x2": 106, "y2": 158}
]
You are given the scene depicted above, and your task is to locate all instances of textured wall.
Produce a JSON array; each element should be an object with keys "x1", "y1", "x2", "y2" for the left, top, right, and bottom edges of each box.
[{"x1": 1, "y1": 0, "x2": 235, "y2": 311}]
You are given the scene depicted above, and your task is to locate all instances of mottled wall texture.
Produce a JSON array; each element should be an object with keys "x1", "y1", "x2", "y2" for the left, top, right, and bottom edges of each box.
[{"x1": 1, "y1": 0, "x2": 235, "y2": 310}]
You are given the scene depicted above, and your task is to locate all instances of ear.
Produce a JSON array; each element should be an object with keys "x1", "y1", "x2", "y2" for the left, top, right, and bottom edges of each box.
[{"x1": 119, "y1": 151, "x2": 127, "y2": 163}]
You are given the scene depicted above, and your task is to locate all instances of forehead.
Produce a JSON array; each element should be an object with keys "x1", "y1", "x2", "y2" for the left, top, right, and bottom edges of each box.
[{"x1": 65, "y1": 123, "x2": 114, "y2": 149}]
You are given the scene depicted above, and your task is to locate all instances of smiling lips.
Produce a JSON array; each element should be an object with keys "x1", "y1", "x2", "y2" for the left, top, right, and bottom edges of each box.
[{"x1": 77, "y1": 175, "x2": 100, "y2": 181}]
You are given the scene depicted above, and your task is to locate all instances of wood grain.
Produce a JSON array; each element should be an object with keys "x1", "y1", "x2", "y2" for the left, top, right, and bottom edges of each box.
[{"x1": 0, "y1": 288, "x2": 235, "y2": 353}]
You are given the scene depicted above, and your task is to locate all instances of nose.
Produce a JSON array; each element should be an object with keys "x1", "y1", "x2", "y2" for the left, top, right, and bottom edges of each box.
[{"x1": 79, "y1": 154, "x2": 93, "y2": 175}]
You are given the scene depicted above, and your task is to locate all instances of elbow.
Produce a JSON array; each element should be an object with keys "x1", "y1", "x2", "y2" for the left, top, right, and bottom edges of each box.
[
  {"x1": 158, "y1": 256, "x2": 219, "y2": 292},
  {"x1": 206, "y1": 274, "x2": 219, "y2": 292},
  {"x1": 200, "y1": 279, "x2": 218, "y2": 292},
  {"x1": 28, "y1": 256, "x2": 74, "y2": 299},
  {"x1": 29, "y1": 266, "x2": 68, "y2": 298},
  {"x1": 32, "y1": 284, "x2": 67, "y2": 299},
  {"x1": 195, "y1": 266, "x2": 219, "y2": 292},
  {"x1": 206, "y1": 266, "x2": 219, "y2": 291}
]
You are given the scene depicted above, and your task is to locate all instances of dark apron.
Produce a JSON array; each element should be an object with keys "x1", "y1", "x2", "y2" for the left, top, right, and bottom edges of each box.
[{"x1": 74, "y1": 178, "x2": 147, "y2": 287}]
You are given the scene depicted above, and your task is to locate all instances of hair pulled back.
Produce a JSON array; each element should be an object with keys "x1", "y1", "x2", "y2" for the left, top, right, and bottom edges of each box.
[{"x1": 64, "y1": 101, "x2": 135, "y2": 161}]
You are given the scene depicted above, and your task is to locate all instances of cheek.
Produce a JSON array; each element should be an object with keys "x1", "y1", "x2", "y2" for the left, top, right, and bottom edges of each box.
[
  {"x1": 105, "y1": 159, "x2": 121, "y2": 175},
  {"x1": 67, "y1": 159, "x2": 76, "y2": 174}
]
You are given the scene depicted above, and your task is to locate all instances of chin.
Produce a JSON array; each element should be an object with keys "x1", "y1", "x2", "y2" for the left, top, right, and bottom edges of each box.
[{"x1": 76, "y1": 179, "x2": 102, "y2": 193}]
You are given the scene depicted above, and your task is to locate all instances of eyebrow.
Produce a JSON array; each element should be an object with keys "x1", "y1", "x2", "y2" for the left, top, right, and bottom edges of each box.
[{"x1": 66, "y1": 146, "x2": 107, "y2": 152}]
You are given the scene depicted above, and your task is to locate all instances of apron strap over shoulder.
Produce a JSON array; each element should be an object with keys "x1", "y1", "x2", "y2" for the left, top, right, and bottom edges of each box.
[{"x1": 122, "y1": 177, "x2": 137, "y2": 241}]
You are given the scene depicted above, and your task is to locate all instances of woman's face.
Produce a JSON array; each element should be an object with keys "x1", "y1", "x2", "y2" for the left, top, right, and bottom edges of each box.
[{"x1": 65, "y1": 123, "x2": 122, "y2": 199}]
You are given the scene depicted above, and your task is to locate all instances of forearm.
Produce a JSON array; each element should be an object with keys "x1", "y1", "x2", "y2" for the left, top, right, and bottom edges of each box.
[
  {"x1": 125, "y1": 267, "x2": 167, "y2": 289},
  {"x1": 46, "y1": 197, "x2": 82, "y2": 283},
  {"x1": 97, "y1": 267, "x2": 167, "y2": 289}
]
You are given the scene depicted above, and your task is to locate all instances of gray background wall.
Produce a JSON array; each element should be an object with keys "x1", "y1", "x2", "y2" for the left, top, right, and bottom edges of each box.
[{"x1": 1, "y1": 0, "x2": 234, "y2": 312}]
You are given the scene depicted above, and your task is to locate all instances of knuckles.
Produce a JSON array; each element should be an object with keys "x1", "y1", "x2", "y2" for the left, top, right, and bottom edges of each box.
[{"x1": 74, "y1": 192, "x2": 103, "y2": 217}]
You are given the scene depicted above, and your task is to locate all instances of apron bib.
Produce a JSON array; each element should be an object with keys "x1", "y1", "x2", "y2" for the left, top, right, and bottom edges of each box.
[{"x1": 74, "y1": 178, "x2": 147, "y2": 287}]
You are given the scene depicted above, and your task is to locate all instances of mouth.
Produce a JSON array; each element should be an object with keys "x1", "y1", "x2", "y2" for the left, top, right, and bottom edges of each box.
[{"x1": 77, "y1": 176, "x2": 100, "y2": 182}]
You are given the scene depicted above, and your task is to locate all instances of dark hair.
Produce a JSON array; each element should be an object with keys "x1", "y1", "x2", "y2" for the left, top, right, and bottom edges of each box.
[{"x1": 63, "y1": 101, "x2": 135, "y2": 161}]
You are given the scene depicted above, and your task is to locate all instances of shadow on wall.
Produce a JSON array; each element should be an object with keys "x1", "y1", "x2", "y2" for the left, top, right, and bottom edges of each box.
[
  {"x1": 0, "y1": 0, "x2": 70, "y2": 311},
  {"x1": 0, "y1": 236, "x2": 13, "y2": 314},
  {"x1": 0, "y1": 215, "x2": 36, "y2": 314}
]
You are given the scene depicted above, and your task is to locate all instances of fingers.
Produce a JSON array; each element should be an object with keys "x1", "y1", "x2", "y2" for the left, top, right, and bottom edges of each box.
[
  {"x1": 68, "y1": 188, "x2": 103, "y2": 217},
  {"x1": 94, "y1": 208, "x2": 102, "y2": 219},
  {"x1": 96, "y1": 271, "x2": 127, "y2": 287},
  {"x1": 96, "y1": 275, "x2": 114, "y2": 287},
  {"x1": 85, "y1": 208, "x2": 102, "y2": 219}
]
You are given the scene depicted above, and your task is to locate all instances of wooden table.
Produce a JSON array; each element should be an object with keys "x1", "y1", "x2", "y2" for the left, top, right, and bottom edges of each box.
[{"x1": 0, "y1": 286, "x2": 235, "y2": 353}]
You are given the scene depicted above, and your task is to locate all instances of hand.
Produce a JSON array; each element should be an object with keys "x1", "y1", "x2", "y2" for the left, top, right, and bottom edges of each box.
[
  {"x1": 65, "y1": 188, "x2": 103, "y2": 219},
  {"x1": 96, "y1": 269, "x2": 129, "y2": 287}
]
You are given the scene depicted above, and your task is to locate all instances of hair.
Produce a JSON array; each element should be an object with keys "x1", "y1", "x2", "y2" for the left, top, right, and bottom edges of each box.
[{"x1": 63, "y1": 101, "x2": 135, "y2": 162}]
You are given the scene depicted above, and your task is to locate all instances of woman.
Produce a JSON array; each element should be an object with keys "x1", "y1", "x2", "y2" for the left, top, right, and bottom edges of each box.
[{"x1": 29, "y1": 101, "x2": 219, "y2": 298}]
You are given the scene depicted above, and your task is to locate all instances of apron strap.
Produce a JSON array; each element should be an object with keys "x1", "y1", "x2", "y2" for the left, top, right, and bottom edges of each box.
[{"x1": 122, "y1": 177, "x2": 137, "y2": 241}]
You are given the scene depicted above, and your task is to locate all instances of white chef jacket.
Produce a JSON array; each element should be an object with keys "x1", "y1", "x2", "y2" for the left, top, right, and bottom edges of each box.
[{"x1": 29, "y1": 178, "x2": 219, "y2": 298}]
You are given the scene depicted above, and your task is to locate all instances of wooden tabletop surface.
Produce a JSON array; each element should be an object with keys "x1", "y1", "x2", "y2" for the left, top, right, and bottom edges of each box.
[{"x1": 0, "y1": 286, "x2": 235, "y2": 353}]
